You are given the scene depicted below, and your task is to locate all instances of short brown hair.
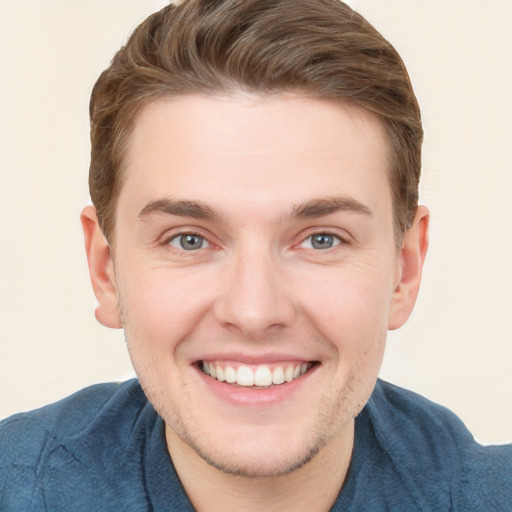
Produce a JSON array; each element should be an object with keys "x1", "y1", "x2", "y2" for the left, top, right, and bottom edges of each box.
[{"x1": 89, "y1": 0, "x2": 422, "y2": 244}]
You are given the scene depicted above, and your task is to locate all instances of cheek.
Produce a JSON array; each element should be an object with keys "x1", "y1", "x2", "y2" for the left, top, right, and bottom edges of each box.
[
  {"x1": 117, "y1": 269, "x2": 209, "y2": 346},
  {"x1": 296, "y1": 266, "x2": 393, "y2": 339},
  {"x1": 294, "y1": 263, "x2": 392, "y2": 397}
]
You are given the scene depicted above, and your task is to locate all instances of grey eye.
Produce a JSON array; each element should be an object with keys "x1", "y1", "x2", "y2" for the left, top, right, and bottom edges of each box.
[
  {"x1": 302, "y1": 233, "x2": 341, "y2": 250},
  {"x1": 311, "y1": 234, "x2": 334, "y2": 249},
  {"x1": 170, "y1": 234, "x2": 207, "y2": 251}
]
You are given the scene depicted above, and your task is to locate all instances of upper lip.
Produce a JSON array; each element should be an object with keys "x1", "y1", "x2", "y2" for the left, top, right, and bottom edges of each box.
[{"x1": 191, "y1": 352, "x2": 319, "y2": 365}]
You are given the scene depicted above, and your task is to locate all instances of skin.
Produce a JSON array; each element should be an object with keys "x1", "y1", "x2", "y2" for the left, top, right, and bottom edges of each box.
[{"x1": 82, "y1": 94, "x2": 428, "y2": 511}]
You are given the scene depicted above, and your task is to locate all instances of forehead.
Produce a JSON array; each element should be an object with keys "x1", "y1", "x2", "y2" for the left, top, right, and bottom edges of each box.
[{"x1": 119, "y1": 94, "x2": 392, "y2": 221}]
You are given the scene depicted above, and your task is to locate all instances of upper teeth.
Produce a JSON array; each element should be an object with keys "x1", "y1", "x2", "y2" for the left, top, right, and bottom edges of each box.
[{"x1": 202, "y1": 362, "x2": 309, "y2": 387}]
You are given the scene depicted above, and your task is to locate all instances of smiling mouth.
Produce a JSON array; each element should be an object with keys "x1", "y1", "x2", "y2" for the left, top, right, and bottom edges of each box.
[{"x1": 198, "y1": 361, "x2": 318, "y2": 388}]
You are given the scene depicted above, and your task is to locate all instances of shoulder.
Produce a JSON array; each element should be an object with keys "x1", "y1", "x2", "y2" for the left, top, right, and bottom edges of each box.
[
  {"x1": 366, "y1": 380, "x2": 512, "y2": 511},
  {"x1": 0, "y1": 379, "x2": 152, "y2": 509},
  {"x1": 0, "y1": 379, "x2": 145, "y2": 450},
  {"x1": 1, "y1": 381, "x2": 126, "y2": 459}
]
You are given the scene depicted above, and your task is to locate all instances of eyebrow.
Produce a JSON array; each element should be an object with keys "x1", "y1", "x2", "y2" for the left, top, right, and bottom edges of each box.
[
  {"x1": 288, "y1": 196, "x2": 373, "y2": 219},
  {"x1": 138, "y1": 199, "x2": 221, "y2": 221},
  {"x1": 138, "y1": 195, "x2": 372, "y2": 223}
]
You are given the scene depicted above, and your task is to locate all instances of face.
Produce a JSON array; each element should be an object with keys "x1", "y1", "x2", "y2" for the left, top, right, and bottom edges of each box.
[{"x1": 89, "y1": 94, "x2": 422, "y2": 477}]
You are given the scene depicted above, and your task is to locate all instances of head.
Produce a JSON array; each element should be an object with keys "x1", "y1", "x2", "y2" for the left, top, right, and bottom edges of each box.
[
  {"x1": 89, "y1": 0, "x2": 422, "y2": 247},
  {"x1": 83, "y1": 0, "x2": 428, "y2": 479}
]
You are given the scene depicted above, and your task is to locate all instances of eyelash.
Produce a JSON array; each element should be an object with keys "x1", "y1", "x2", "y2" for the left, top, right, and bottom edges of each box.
[{"x1": 161, "y1": 230, "x2": 347, "y2": 253}]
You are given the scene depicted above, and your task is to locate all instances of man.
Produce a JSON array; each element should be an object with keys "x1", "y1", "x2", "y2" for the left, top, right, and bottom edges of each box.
[{"x1": 0, "y1": 0, "x2": 510, "y2": 510}]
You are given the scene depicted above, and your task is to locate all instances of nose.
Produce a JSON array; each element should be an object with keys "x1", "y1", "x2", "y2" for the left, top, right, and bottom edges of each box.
[{"x1": 213, "y1": 244, "x2": 296, "y2": 339}]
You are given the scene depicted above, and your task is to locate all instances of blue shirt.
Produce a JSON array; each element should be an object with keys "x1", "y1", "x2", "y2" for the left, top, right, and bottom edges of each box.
[{"x1": 1, "y1": 379, "x2": 511, "y2": 511}]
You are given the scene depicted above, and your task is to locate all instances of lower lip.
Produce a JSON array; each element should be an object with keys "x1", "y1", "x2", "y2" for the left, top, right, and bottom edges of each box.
[{"x1": 195, "y1": 365, "x2": 319, "y2": 407}]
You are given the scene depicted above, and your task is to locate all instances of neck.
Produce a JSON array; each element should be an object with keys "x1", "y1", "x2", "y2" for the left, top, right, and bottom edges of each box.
[{"x1": 166, "y1": 422, "x2": 354, "y2": 512}]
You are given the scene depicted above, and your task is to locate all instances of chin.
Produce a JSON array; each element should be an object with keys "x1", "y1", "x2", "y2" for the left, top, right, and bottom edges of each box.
[
  {"x1": 164, "y1": 410, "x2": 336, "y2": 478},
  {"x1": 186, "y1": 433, "x2": 326, "y2": 478}
]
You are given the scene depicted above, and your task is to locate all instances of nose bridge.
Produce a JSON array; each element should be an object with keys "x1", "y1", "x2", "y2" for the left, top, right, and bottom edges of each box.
[{"x1": 214, "y1": 238, "x2": 294, "y2": 336}]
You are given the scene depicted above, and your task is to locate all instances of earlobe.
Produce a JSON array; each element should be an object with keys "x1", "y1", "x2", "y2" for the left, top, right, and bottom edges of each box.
[
  {"x1": 388, "y1": 206, "x2": 429, "y2": 330},
  {"x1": 81, "y1": 205, "x2": 122, "y2": 329}
]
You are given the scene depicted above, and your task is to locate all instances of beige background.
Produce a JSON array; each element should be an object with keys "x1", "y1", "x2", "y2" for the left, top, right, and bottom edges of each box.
[{"x1": 0, "y1": 0, "x2": 511, "y2": 444}]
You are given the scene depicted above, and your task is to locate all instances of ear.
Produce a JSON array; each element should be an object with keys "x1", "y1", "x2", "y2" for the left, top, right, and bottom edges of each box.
[
  {"x1": 81, "y1": 205, "x2": 122, "y2": 329},
  {"x1": 388, "y1": 206, "x2": 429, "y2": 330}
]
